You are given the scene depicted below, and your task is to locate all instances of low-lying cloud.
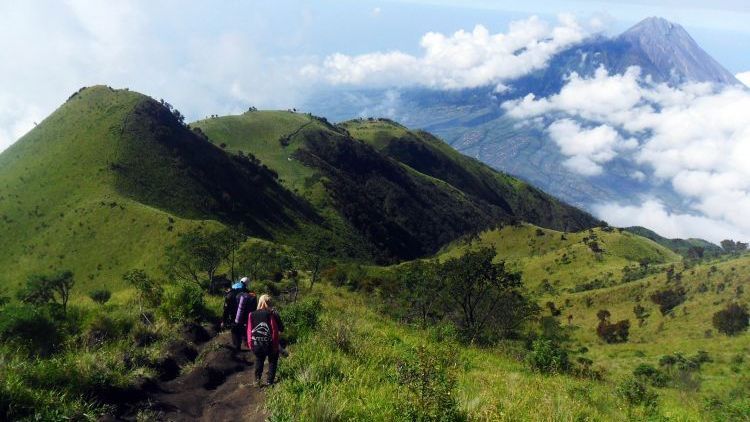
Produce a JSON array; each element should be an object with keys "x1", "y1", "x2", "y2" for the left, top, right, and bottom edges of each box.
[
  {"x1": 504, "y1": 66, "x2": 750, "y2": 243},
  {"x1": 302, "y1": 14, "x2": 590, "y2": 89}
]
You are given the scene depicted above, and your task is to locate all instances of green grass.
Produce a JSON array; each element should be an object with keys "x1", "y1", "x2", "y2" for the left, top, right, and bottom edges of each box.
[
  {"x1": 271, "y1": 285, "x2": 741, "y2": 420},
  {"x1": 438, "y1": 224, "x2": 680, "y2": 292},
  {"x1": 0, "y1": 87, "x2": 316, "y2": 294}
]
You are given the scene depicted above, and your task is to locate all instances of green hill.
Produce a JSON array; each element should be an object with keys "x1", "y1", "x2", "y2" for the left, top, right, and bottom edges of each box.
[
  {"x1": 0, "y1": 86, "x2": 316, "y2": 293},
  {"x1": 342, "y1": 118, "x2": 598, "y2": 232},
  {"x1": 439, "y1": 224, "x2": 681, "y2": 293},
  {"x1": 193, "y1": 114, "x2": 600, "y2": 262},
  {"x1": 625, "y1": 226, "x2": 724, "y2": 258}
]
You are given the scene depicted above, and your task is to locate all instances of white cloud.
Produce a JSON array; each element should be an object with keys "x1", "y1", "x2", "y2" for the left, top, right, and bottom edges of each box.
[
  {"x1": 372, "y1": 7, "x2": 382, "y2": 17},
  {"x1": 595, "y1": 200, "x2": 750, "y2": 243},
  {"x1": 504, "y1": 66, "x2": 750, "y2": 241},
  {"x1": 546, "y1": 118, "x2": 635, "y2": 175},
  {"x1": 302, "y1": 14, "x2": 590, "y2": 89},
  {"x1": 0, "y1": 1, "x2": 310, "y2": 153},
  {"x1": 736, "y1": 71, "x2": 750, "y2": 87}
]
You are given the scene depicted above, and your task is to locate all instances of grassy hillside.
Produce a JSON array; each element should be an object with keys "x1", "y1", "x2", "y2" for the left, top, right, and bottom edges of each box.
[
  {"x1": 194, "y1": 113, "x2": 599, "y2": 262},
  {"x1": 625, "y1": 226, "x2": 724, "y2": 258},
  {"x1": 439, "y1": 224, "x2": 681, "y2": 293},
  {"x1": 271, "y1": 277, "x2": 749, "y2": 420},
  {"x1": 342, "y1": 118, "x2": 601, "y2": 232},
  {"x1": 0, "y1": 86, "x2": 315, "y2": 293}
]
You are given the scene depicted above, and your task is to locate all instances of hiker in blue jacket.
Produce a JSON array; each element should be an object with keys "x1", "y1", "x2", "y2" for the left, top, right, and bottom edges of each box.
[{"x1": 221, "y1": 277, "x2": 257, "y2": 351}]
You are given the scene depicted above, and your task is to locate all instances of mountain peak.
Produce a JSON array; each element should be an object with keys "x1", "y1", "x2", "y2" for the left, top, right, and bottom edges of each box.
[
  {"x1": 624, "y1": 16, "x2": 682, "y2": 37},
  {"x1": 617, "y1": 16, "x2": 739, "y2": 85}
]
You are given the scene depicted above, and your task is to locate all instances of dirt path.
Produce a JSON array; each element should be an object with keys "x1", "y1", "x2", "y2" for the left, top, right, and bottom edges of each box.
[{"x1": 147, "y1": 331, "x2": 268, "y2": 421}]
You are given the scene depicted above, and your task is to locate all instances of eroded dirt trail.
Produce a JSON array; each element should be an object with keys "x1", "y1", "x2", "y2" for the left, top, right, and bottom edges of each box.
[{"x1": 149, "y1": 331, "x2": 268, "y2": 422}]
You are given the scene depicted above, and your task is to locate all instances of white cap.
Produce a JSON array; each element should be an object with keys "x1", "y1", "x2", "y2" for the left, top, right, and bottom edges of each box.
[{"x1": 240, "y1": 277, "x2": 249, "y2": 284}]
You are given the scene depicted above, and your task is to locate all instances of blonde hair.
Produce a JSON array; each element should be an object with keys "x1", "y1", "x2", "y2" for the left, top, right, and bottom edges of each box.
[{"x1": 257, "y1": 294, "x2": 272, "y2": 310}]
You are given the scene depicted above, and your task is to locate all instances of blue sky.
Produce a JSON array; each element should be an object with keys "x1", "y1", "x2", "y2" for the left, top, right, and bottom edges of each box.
[{"x1": 2, "y1": 0, "x2": 749, "y2": 153}]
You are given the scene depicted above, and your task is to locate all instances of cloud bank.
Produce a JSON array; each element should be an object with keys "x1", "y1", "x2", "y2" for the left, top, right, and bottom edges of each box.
[
  {"x1": 302, "y1": 15, "x2": 590, "y2": 89},
  {"x1": 0, "y1": 1, "x2": 310, "y2": 153},
  {"x1": 503, "y1": 66, "x2": 750, "y2": 243}
]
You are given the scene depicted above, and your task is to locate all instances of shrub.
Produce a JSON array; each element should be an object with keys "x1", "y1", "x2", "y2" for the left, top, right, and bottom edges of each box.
[
  {"x1": 712, "y1": 303, "x2": 749, "y2": 336},
  {"x1": 131, "y1": 323, "x2": 159, "y2": 347},
  {"x1": 650, "y1": 287, "x2": 686, "y2": 315},
  {"x1": 88, "y1": 289, "x2": 111, "y2": 305},
  {"x1": 617, "y1": 377, "x2": 659, "y2": 416},
  {"x1": 279, "y1": 297, "x2": 322, "y2": 344},
  {"x1": 633, "y1": 364, "x2": 668, "y2": 387},
  {"x1": 0, "y1": 304, "x2": 62, "y2": 356},
  {"x1": 595, "y1": 310, "x2": 630, "y2": 343},
  {"x1": 83, "y1": 313, "x2": 132, "y2": 346},
  {"x1": 527, "y1": 337, "x2": 569, "y2": 374},
  {"x1": 159, "y1": 283, "x2": 206, "y2": 323},
  {"x1": 395, "y1": 345, "x2": 465, "y2": 421}
]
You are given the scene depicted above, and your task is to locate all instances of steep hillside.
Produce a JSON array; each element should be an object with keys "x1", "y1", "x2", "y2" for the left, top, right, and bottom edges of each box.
[
  {"x1": 341, "y1": 118, "x2": 599, "y2": 231},
  {"x1": 0, "y1": 86, "x2": 315, "y2": 292},
  {"x1": 194, "y1": 113, "x2": 599, "y2": 261}
]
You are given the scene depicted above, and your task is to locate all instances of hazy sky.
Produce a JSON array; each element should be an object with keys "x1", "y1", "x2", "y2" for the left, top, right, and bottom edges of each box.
[{"x1": 2, "y1": 0, "x2": 750, "y2": 153}]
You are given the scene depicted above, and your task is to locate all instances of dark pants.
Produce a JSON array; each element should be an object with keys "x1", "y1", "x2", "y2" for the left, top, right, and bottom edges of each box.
[
  {"x1": 230, "y1": 324, "x2": 245, "y2": 351},
  {"x1": 254, "y1": 349, "x2": 279, "y2": 384}
]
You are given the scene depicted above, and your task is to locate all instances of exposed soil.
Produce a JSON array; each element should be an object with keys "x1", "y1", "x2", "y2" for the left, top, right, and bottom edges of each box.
[{"x1": 102, "y1": 328, "x2": 268, "y2": 421}]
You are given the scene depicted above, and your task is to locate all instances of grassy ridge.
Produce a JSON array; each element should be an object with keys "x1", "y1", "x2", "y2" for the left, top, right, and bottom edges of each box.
[
  {"x1": 0, "y1": 87, "x2": 313, "y2": 293},
  {"x1": 342, "y1": 118, "x2": 601, "y2": 232},
  {"x1": 439, "y1": 224, "x2": 680, "y2": 292}
]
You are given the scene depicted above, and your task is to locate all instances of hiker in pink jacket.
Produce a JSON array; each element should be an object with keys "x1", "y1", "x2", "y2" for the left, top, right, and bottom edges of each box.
[{"x1": 246, "y1": 294, "x2": 284, "y2": 386}]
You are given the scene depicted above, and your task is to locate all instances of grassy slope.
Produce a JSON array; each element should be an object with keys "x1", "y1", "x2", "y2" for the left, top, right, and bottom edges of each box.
[
  {"x1": 194, "y1": 112, "x2": 506, "y2": 261},
  {"x1": 0, "y1": 87, "x2": 311, "y2": 294},
  {"x1": 194, "y1": 113, "x2": 600, "y2": 262},
  {"x1": 439, "y1": 224, "x2": 681, "y2": 292},
  {"x1": 341, "y1": 118, "x2": 601, "y2": 232},
  {"x1": 625, "y1": 226, "x2": 724, "y2": 258},
  {"x1": 270, "y1": 285, "x2": 628, "y2": 421},
  {"x1": 427, "y1": 225, "x2": 749, "y2": 418}
]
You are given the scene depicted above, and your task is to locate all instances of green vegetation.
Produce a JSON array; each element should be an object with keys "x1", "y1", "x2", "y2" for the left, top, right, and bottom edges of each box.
[{"x1": 2, "y1": 87, "x2": 749, "y2": 420}]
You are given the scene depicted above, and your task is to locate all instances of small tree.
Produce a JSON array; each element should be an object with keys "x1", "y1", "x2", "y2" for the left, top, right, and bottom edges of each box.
[
  {"x1": 165, "y1": 227, "x2": 225, "y2": 292},
  {"x1": 238, "y1": 242, "x2": 290, "y2": 282},
  {"x1": 633, "y1": 304, "x2": 650, "y2": 327},
  {"x1": 18, "y1": 271, "x2": 74, "y2": 315},
  {"x1": 650, "y1": 287, "x2": 686, "y2": 315},
  {"x1": 124, "y1": 269, "x2": 162, "y2": 323},
  {"x1": 440, "y1": 247, "x2": 536, "y2": 342},
  {"x1": 400, "y1": 260, "x2": 442, "y2": 329},
  {"x1": 596, "y1": 309, "x2": 630, "y2": 343},
  {"x1": 712, "y1": 303, "x2": 749, "y2": 336},
  {"x1": 88, "y1": 289, "x2": 112, "y2": 305},
  {"x1": 216, "y1": 226, "x2": 246, "y2": 282}
]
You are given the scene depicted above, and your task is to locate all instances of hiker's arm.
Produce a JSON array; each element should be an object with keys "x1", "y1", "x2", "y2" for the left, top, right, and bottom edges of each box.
[{"x1": 275, "y1": 311, "x2": 284, "y2": 332}]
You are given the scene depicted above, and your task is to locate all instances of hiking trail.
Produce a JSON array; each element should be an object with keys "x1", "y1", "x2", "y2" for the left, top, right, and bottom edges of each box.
[{"x1": 105, "y1": 328, "x2": 269, "y2": 421}]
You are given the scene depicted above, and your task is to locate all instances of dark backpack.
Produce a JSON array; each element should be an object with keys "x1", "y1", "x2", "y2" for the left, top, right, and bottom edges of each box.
[{"x1": 223, "y1": 289, "x2": 243, "y2": 325}]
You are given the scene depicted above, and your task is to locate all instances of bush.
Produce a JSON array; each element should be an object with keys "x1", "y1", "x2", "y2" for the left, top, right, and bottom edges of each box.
[
  {"x1": 650, "y1": 287, "x2": 686, "y2": 315},
  {"x1": 159, "y1": 283, "x2": 207, "y2": 323},
  {"x1": 617, "y1": 377, "x2": 659, "y2": 415},
  {"x1": 527, "y1": 337, "x2": 569, "y2": 374},
  {"x1": 279, "y1": 297, "x2": 322, "y2": 344},
  {"x1": 712, "y1": 303, "x2": 749, "y2": 336},
  {"x1": 82, "y1": 312, "x2": 133, "y2": 346},
  {"x1": 88, "y1": 289, "x2": 111, "y2": 305},
  {"x1": 0, "y1": 304, "x2": 62, "y2": 356},
  {"x1": 633, "y1": 364, "x2": 668, "y2": 387},
  {"x1": 395, "y1": 345, "x2": 465, "y2": 421}
]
